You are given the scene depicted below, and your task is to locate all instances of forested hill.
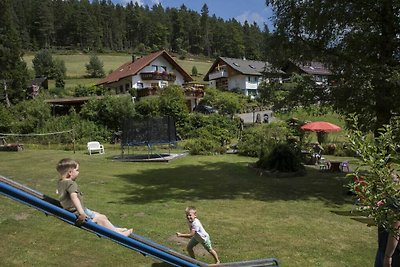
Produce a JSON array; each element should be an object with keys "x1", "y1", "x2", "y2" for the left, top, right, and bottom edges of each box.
[{"x1": 10, "y1": 0, "x2": 270, "y2": 60}]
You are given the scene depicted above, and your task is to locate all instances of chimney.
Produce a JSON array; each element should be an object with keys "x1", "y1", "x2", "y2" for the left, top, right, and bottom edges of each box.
[{"x1": 132, "y1": 54, "x2": 141, "y2": 62}]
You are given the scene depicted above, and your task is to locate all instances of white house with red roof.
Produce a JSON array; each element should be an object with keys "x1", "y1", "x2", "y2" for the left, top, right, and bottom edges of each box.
[
  {"x1": 96, "y1": 50, "x2": 204, "y2": 110},
  {"x1": 97, "y1": 50, "x2": 193, "y2": 94}
]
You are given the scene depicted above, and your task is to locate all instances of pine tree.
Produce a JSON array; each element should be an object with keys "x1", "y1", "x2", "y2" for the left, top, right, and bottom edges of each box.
[{"x1": 0, "y1": 0, "x2": 28, "y2": 105}]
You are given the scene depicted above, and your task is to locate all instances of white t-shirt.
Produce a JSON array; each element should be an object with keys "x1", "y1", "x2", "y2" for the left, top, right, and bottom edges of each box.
[{"x1": 190, "y1": 218, "x2": 209, "y2": 242}]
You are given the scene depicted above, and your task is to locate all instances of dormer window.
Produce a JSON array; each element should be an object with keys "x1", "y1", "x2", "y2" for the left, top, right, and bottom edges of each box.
[
  {"x1": 249, "y1": 65, "x2": 256, "y2": 69},
  {"x1": 233, "y1": 62, "x2": 240, "y2": 67}
]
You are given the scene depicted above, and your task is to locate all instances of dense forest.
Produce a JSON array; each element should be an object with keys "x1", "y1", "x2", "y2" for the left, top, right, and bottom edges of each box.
[{"x1": 10, "y1": 0, "x2": 270, "y2": 60}]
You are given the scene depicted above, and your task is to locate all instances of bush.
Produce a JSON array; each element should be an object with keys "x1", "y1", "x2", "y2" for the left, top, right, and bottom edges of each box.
[
  {"x1": 183, "y1": 138, "x2": 221, "y2": 155},
  {"x1": 179, "y1": 113, "x2": 240, "y2": 147},
  {"x1": 238, "y1": 122, "x2": 289, "y2": 157},
  {"x1": 334, "y1": 142, "x2": 356, "y2": 157},
  {"x1": 85, "y1": 54, "x2": 105, "y2": 78},
  {"x1": 256, "y1": 144, "x2": 305, "y2": 173}
]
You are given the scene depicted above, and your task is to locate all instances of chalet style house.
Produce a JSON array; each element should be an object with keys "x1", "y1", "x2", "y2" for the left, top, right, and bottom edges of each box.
[
  {"x1": 203, "y1": 57, "x2": 284, "y2": 98},
  {"x1": 96, "y1": 50, "x2": 203, "y2": 110},
  {"x1": 283, "y1": 61, "x2": 333, "y2": 86}
]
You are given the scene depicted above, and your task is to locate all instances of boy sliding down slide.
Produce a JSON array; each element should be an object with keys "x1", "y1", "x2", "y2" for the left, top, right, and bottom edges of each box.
[{"x1": 56, "y1": 158, "x2": 132, "y2": 236}]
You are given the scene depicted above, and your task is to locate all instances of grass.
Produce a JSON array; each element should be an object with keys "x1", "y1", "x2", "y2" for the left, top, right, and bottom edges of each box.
[
  {"x1": 276, "y1": 109, "x2": 348, "y2": 144},
  {"x1": 0, "y1": 148, "x2": 376, "y2": 266},
  {"x1": 23, "y1": 53, "x2": 212, "y2": 89}
]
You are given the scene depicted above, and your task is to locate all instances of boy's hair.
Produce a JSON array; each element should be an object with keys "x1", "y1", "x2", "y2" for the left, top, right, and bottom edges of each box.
[
  {"x1": 185, "y1": 206, "x2": 197, "y2": 214},
  {"x1": 56, "y1": 158, "x2": 79, "y2": 177}
]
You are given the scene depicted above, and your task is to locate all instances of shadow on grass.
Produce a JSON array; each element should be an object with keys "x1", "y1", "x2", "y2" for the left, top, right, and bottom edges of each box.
[
  {"x1": 152, "y1": 263, "x2": 174, "y2": 267},
  {"x1": 114, "y1": 160, "x2": 349, "y2": 206}
]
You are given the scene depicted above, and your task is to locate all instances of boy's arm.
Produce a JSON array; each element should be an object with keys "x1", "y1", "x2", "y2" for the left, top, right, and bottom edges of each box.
[
  {"x1": 176, "y1": 229, "x2": 195, "y2": 238},
  {"x1": 70, "y1": 192, "x2": 86, "y2": 216}
]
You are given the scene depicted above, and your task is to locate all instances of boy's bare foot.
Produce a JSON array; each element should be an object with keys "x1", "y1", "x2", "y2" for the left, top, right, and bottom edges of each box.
[
  {"x1": 119, "y1": 228, "x2": 133, "y2": 236},
  {"x1": 116, "y1": 227, "x2": 128, "y2": 231}
]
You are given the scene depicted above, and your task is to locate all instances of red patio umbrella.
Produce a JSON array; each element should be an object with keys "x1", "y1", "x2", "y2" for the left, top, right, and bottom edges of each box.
[{"x1": 300, "y1": 121, "x2": 341, "y2": 132}]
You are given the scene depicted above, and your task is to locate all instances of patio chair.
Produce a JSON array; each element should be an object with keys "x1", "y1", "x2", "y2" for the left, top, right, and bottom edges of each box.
[
  {"x1": 87, "y1": 141, "x2": 104, "y2": 155},
  {"x1": 339, "y1": 161, "x2": 350, "y2": 172},
  {"x1": 319, "y1": 157, "x2": 329, "y2": 170}
]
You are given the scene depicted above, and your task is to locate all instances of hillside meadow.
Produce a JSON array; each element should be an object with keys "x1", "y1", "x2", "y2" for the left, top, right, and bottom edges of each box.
[
  {"x1": 23, "y1": 53, "x2": 213, "y2": 88},
  {"x1": 0, "y1": 148, "x2": 377, "y2": 266}
]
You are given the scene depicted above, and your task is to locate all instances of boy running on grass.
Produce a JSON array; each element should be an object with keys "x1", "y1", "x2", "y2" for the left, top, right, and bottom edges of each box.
[
  {"x1": 176, "y1": 206, "x2": 220, "y2": 264},
  {"x1": 56, "y1": 158, "x2": 132, "y2": 236}
]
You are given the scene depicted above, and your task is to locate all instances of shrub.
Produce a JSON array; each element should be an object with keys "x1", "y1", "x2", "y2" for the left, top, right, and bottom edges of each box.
[
  {"x1": 238, "y1": 122, "x2": 289, "y2": 157},
  {"x1": 85, "y1": 54, "x2": 105, "y2": 78},
  {"x1": 348, "y1": 117, "x2": 400, "y2": 232},
  {"x1": 183, "y1": 138, "x2": 221, "y2": 155},
  {"x1": 256, "y1": 144, "x2": 305, "y2": 173},
  {"x1": 80, "y1": 95, "x2": 135, "y2": 131}
]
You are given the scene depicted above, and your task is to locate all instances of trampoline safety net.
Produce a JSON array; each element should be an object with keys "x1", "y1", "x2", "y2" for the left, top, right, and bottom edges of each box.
[{"x1": 121, "y1": 116, "x2": 177, "y2": 147}]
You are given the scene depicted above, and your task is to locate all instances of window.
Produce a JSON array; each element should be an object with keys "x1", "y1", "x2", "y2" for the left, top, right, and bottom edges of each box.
[
  {"x1": 151, "y1": 65, "x2": 158, "y2": 72},
  {"x1": 137, "y1": 82, "x2": 143, "y2": 89},
  {"x1": 160, "y1": 66, "x2": 167, "y2": 72},
  {"x1": 160, "y1": 81, "x2": 168, "y2": 88},
  {"x1": 247, "y1": 76, "x2": 258, "y2": 83}
]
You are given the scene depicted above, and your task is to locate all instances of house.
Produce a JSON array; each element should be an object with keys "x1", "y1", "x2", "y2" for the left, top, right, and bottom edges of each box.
[
  {"x1": 203, "y1": 57, "x2": 285, "y2": 98},
  {"x1": 96, "y1": 50, "x2": 203, "y2": 110},
  {"x1": 27, "y1": 76, "x2": 48, "y2": 98},
  {"x1": 283, "y1": 61, "x2": 333, "y2": 86}
]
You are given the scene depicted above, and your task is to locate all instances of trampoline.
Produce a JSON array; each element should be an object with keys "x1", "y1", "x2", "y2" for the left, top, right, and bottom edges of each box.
[{"x1": 118, "y1": 116, "x2": 182, "y2": 162}]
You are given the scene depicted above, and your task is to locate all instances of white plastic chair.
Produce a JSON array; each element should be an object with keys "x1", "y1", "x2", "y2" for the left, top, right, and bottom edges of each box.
[{"x1": 87, "y1": 141, "x2": 104, "y2": 155}]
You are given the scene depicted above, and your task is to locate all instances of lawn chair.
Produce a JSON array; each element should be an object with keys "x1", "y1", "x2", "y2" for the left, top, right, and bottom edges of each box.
[
  {"x1": 319, "y1": 157, "x2": 329, "y2": 170},
  {"x1": 87, "y1": 141, "x2": 104, "y2": 155},
  {"x1": 340, "y1": 161, "x2": 350, "y2": 172}
]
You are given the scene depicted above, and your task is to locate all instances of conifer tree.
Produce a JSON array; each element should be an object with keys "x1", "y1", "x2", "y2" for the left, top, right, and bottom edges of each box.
[{"x1": 0, "y1": 0, "x2": 28, "y2": 106}]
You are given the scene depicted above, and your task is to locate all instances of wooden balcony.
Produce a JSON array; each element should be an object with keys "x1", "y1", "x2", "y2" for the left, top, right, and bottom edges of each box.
[
  {"x1": 137, "y1": 87, "x2": 159, "y2": 97},
  {"x1": 136, "y1": 86, "x2": 204, "y2": 99},
  {"x1": 209, "y1": 70, "x2": 228, "y2": 80},
  {"x1": 183, "y1": 87, "x2": 205, "y2": 98},
  {"x1": 140, "y1": 72, "x2": 176, "y2": 82}
]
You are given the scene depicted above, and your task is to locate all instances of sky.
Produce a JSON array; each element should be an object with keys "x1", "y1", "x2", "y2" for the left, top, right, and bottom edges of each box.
[{"x1": 112, "y1": 0, "x2": 274, "y2": 31}]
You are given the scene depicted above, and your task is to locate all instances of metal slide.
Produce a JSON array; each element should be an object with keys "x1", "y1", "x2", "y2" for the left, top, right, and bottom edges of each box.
[{"x1": 0, "y1": 175, "x2": 279, "y2": 267}]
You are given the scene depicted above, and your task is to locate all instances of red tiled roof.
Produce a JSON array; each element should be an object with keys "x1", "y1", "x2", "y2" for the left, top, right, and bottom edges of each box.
[{"x1": 96, "y1": 50, "x2": 192, "y2": 85}]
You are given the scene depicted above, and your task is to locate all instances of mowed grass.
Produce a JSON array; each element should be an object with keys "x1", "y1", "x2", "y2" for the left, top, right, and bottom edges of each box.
[
  {"x1": 0, "y1": 149, "x2": 376, "y2": 266},
  {"x1": 23, "y1": 53, "x2": 212, "y2": 86}
]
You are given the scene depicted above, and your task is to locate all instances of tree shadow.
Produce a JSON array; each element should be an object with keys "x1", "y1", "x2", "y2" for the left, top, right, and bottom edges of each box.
[
  {"x1": 151, "y1": 263, "x2": 174, "y2": 267},
  {"x1": 113, "y1": 161, "x2": 350, "y2": 206}
]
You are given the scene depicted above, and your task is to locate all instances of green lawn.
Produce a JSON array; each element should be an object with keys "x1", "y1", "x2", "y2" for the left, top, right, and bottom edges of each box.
[
  {"x1": 0, "y1": 149, "x2": 375, "y2": 266},
  {"x1": 23, "y1": 53, "x2": 212, "y2": 87}
]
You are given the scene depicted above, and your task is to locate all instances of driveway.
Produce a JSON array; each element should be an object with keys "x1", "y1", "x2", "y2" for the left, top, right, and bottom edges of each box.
[{"x1": 236, "y1": 110, "x2": 275, "y2": 125}]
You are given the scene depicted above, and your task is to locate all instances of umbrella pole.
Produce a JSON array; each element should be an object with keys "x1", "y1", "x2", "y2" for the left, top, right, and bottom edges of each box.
[{"x1": 317, "y1": 131, "x2": 327, "y2": 144}]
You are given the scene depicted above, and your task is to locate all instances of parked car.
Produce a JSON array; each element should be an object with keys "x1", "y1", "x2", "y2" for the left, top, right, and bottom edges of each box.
[{"x1": 193, "y1": 105, "x2": 218, "y2": 114}]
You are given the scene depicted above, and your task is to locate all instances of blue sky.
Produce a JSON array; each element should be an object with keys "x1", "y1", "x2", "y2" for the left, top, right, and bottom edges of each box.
[{"x1": 112, "y1": 0, "x2": 274, "y2": 31}]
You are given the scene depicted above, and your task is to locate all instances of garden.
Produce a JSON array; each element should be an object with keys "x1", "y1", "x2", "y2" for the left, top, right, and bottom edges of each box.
[{"x1": 0, "y1": 147, "x2": 376, "y2": 266}]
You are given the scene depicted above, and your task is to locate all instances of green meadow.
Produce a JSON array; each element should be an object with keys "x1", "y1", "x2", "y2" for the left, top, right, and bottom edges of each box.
[
  {"x1": 23, "y1": 53, "x2": 212, "y2": 86},
  {"x1": 0, "y1": 148, "x2": 376, "y2": 266}
]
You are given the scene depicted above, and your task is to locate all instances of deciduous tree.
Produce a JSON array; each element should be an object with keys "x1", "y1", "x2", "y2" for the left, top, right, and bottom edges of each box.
[{"x1": 266, "y1": 0, "x2": 400, "y2": 134}]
